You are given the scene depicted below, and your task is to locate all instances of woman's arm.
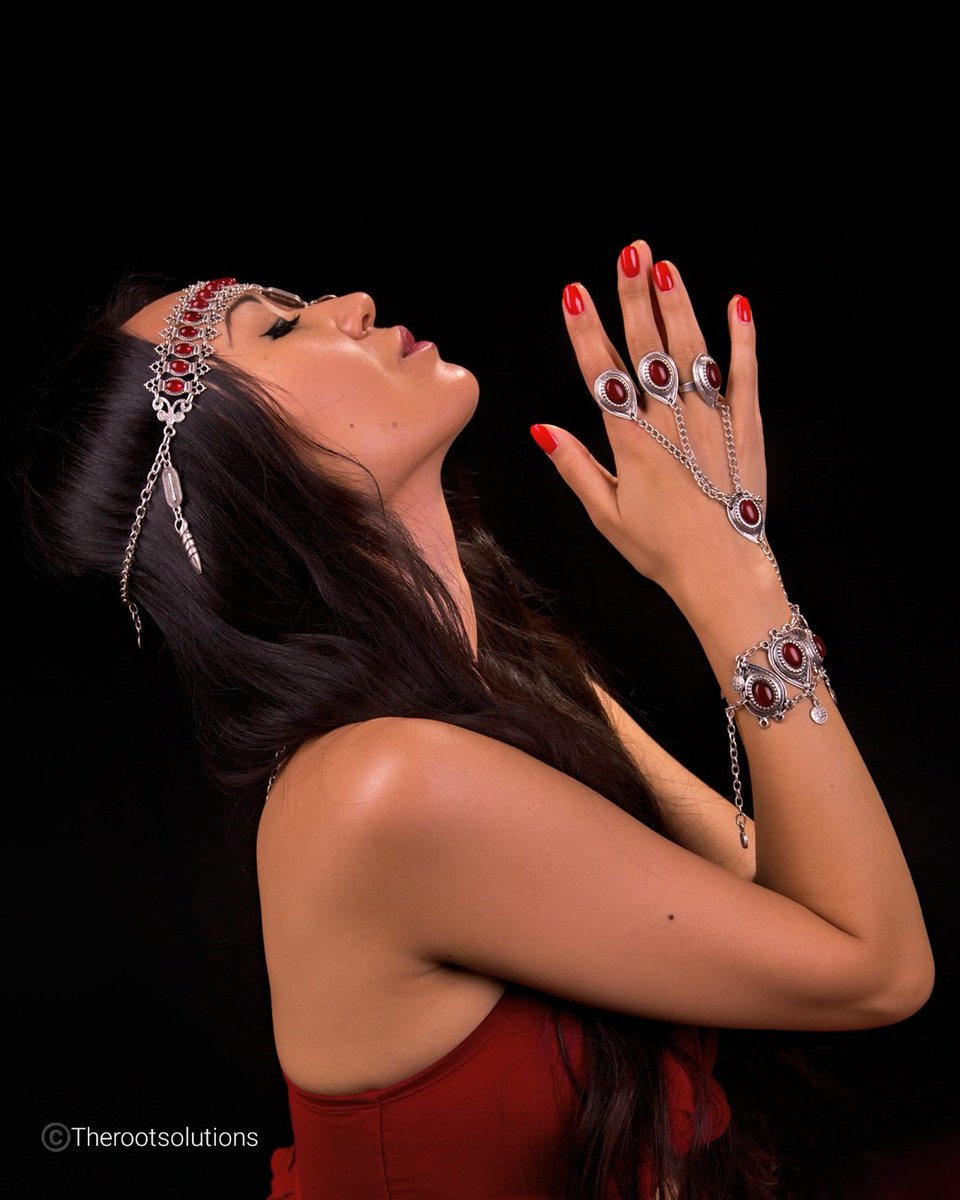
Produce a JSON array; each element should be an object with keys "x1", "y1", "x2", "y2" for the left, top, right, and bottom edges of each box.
[
  {"x1": 277, "y1": 709, "x2": 931, "y2": 1031},
  {"x1": 532, "y1": 238, "x2": 933, "y2": 1021}
]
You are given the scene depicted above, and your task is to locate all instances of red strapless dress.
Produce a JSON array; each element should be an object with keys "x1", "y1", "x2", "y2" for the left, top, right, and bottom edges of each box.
[{"x1": 267, "y1": 985, "x2": 730, "y2": 1199}]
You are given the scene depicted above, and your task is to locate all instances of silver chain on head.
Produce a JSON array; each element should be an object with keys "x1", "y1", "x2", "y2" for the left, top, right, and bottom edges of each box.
[
  {"x1": 119, "y1": 277, "x2": 257, "y2": 646},
  {"x1": 118, "y1": 278, "x2": 337, "y2": 648}
]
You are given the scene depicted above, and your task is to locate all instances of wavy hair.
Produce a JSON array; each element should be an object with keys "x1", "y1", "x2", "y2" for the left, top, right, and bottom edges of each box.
[{"x1": 18, "y1": 274, "x2": 852, "y2": 1199}]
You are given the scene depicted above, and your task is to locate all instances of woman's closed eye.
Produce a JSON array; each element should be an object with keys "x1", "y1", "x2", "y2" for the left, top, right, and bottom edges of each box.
[{"x1": 261, "y1": 315, "x2": 301, "y2": 340}]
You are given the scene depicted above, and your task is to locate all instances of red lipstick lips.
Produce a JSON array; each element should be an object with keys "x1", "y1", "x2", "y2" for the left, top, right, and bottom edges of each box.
[{"x1": 397, "y1": 325, "x2": 434, "y2": 357}]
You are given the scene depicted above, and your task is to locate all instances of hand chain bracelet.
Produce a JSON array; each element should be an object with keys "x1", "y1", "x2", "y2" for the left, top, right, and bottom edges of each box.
[
  {"x1": 590, "y1": 349, "x2": 827, "y2": 848},
  {"x1": 594, "y1": 350, "x2": 786, "y2": 597},
  {"x1": 725, "y1": 604, "x2": 836, "y2": 848}
]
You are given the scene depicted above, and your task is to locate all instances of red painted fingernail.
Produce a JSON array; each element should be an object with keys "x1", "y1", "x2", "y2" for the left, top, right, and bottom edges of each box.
[
  {"x1": 562, "y1": 284, "x2": 584, "y2": 316},
  {"x1": 653, "y1": 261, "x2": 674, "y2": 292},
  {"x1": 735, "y1": 294, "x2": 752, "y2": 323},
  {"x1": 620, "y1": 245, "x2": 641, "y2": 278},
  {"x1": 530, "y1": 424, "x2": 559, "y2": 455}
]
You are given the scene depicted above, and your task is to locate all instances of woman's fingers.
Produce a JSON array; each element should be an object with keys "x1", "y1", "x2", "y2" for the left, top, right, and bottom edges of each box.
[
  {"x1": 561, "y1": 279, "x2": 674, "y2": 456},
  {"x1": 617, "y1": 247, "x2": 723, "y2": 477},
  {"x1": 619, "y1": 243, "x2": 709, "y2": 395},
  {"x1": 725, "y1": 293, "x2": 765, "y2": 497},
  {"x1": 617, "y1": 246, "x2": 736, "y2": 492},
  {"x1": 562, "y1": 283, "x2": 628, "y2": 378},
  {"x1": 617, "y1": 240, "x2": 661, "y2": 361},
  {"x1": 643, "y1": 257, "x2": 709, "y2": 378},
  {"x1": 530, "y1": 423, "x2": 620, "y2": 534},
  {"x1": 726, "y1": 293, "x2": 757, "y2": 412},
  {"x1": 558, "y1": 245, "x2": 765, "y2": 506}
]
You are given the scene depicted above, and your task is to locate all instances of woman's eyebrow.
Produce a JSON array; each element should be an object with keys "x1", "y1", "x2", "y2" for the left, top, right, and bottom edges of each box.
[{"x1": 224, "y1": 294, "x2": 264, "y2": 345}]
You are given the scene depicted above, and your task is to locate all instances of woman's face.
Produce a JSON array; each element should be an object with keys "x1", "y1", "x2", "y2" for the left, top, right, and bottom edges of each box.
[{"x1": 123, "y1": 287, "x2": 479, "y2": 501}]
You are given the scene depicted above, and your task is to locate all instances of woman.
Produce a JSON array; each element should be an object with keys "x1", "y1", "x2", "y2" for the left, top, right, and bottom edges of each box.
[{"x1": 20, "y1": 241, "x2": 933, "y2": 1199}]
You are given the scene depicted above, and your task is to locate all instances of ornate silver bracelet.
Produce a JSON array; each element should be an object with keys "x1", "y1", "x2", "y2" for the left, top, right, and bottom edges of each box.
[{"x1": 724, "y1": 604, "x2": 835, "y2": 849}]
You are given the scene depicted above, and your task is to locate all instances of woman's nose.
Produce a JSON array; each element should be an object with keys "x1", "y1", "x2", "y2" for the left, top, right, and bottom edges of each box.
[{"x1": 330, "y1": 291, "x2": 376, "y2": 339}]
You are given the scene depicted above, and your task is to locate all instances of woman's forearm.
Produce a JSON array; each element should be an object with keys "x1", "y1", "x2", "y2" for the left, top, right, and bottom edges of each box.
[{"x1": 671, "y1": 558, "x2": 934, "y2": 1017}]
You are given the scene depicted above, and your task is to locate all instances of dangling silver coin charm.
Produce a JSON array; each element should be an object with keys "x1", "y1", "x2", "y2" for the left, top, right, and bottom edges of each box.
[
  {"x1": 810, "y1": 703, "x2": 828, "y2": 724},
  {"x1": 726, "y1": 490, "x2": 765, "y2": 542},
  {"x1": 593, "y1": 369, "x2": 638, "y2": 420},
  {"x1": 636, "y1": 351, "x2": 680, "y2": 406}
]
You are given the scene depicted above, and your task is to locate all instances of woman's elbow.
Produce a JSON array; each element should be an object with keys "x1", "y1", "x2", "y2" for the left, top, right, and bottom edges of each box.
[{"x1": 852, "y1": 946, "x2": 936, "y2": 1027}]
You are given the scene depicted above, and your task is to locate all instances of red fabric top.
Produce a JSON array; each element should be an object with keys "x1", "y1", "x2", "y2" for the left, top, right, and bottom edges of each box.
[{"x1": 266, "y1": 985, "x2": 730, "y2": 1200}]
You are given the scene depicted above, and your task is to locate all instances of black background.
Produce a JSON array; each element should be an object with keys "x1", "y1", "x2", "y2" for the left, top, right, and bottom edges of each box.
[{"x1": 8, "y1": 32, "x2": 956, "y2": 1199}]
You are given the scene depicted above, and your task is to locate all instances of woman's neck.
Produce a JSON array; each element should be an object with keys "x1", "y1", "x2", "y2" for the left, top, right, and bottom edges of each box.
[{"x1": 389, "y1": 474, "x2": 478, "y2": 660}]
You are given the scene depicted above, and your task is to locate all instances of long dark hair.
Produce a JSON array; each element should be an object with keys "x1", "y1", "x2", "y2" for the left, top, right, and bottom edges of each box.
[{"x1": 18, "y1": 275, "x2": 843, "y2": 1199}]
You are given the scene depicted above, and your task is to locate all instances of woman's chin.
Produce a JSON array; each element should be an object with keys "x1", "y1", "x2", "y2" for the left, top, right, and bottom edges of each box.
[
  {"x1": 453, "y1": 370, "x2": 481, "y2": 426},
  {"x1": 435, "y1": 363, "x2": 480, "y2": 420},
  {"x1": 440, "y1": 360, "x2": 479, "y2": 394}
]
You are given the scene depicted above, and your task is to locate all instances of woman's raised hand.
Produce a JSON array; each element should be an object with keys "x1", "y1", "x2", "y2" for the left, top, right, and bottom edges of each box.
[{"x1": 533, "y1": 240, "x2": 770, "y2": 602}]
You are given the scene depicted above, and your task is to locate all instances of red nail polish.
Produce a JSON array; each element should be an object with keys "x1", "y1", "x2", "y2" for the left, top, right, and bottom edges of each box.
[
  {"x1": 530, "y1": 424, "x2": 559, "y2": 455},
  {"x1": 563, "y1": 284, "x2": 584, "y2": 316},
  {"x1": 620, "y1": 245, "x2": 641, "y2": 278},
  {"x1": 653, "y1": 261, "x2": 674, "y2": 292},
  {"x1": 736, "y1": 294, "x2": 752, "y2": 323}
]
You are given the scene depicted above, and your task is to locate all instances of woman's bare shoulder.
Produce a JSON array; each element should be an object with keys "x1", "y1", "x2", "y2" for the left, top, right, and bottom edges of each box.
[
  {"x1": 258, "y1": 716, "x2": 501, "y2": 848},
  {"x1": 273, "y1": 716, "x2": 491, "y2": 802}
]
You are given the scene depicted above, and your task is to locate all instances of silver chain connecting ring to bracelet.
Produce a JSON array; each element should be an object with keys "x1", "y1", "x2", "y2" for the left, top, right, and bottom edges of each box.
[{"x1": 593, "y1": 350, "x2": 785, "y2": 595}]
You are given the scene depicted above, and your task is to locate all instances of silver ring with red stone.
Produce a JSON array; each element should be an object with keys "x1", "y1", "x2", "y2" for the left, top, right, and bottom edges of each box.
[
  {"x1": 726, "y1": 490, "x2": 765, "y2": 542},
  {"x1": 681, "y1": 352, "x2": 723, "y2": 408},
  {"x1": 636, "y1": 351, "x2": 679, "y2": 406},
  {"x1": 593, "y1": 369, "x2": 638, "y2": 421}
]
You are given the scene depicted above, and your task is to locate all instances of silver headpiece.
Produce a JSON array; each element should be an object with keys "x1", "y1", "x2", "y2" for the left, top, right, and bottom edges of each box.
[{"x1": 119, "y1": 277, "x2": 336, "y2": 646}]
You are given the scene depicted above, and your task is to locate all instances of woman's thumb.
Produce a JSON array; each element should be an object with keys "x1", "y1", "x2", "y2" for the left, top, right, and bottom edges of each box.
[{"x1": 529, "y1": 424, "x2": 617, "y2": 530}]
